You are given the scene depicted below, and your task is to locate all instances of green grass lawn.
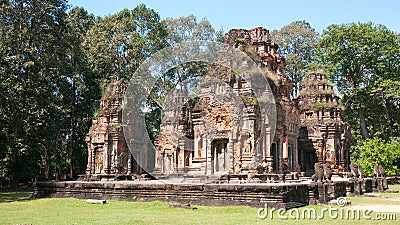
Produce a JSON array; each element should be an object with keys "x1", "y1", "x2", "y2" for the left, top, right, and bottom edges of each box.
[{"x1": 1, "y1": 185, "x2": 400, "y2": 225}]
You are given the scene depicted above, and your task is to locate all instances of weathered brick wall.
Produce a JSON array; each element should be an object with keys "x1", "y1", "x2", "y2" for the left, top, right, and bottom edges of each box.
[{"x1": 34, "y1": 181, "x2": 310, "y2": 208}]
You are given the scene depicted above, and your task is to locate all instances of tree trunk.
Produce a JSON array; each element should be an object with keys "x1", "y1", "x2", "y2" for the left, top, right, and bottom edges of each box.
[
  {"x1": 69, "y1": 76, "x2": 76, "y2": 180},
  {"x1": 358, "y1": 108, "x2": 370, "y2": 139},
  {"x1": 44, "y1": 146, "x2": 50, "y2": 180},
  {"x1": 10, "y1": 115, "x2": 20, "y2": 190},
  {"x1": 10, "y1": 146, "x2": 17, "y2": 190}
]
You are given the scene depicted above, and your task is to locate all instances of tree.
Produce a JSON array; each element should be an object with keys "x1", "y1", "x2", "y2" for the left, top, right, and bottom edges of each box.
[
  {"x1": 85, "y1": 4, "x2": 168, "y2": 86},
  {"x1": 83, "y1": 5, "x2": 170, "y2": 149},
  {"x1": 270, "y1": 21, "x2": 319, "y2": 97},
  {"x1": 62, "y1": 7, "x2": 97, "y2": 178},
  {"x1": 0, "y1": 1, "x2": 100, "y2": 187},
  {"x1": 144, "y1": 15, "x2": 223, "y2": 141},
  {"x1": 317, "y1": 22, "x2": 400, "y2": 142},
  {"x1": 164, "y1": 14, "x2": 223, "y2": 45},
  {"x1": 352, "y1": 136, "x2": 400, "y2": 176},
  {"x1": 0, "y1": 0, "x2": 70, "y2": 188}
]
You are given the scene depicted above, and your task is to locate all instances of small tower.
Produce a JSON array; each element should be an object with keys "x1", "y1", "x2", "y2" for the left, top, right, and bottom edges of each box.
[
  {"x1": 298, "y1": 72, "x2": 351, "y2": 175},
  {"x1": 85, "y1": 78, "x2": 134, "y2": 179}
]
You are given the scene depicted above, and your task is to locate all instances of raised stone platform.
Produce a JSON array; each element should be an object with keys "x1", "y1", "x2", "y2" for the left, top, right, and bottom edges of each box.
[
  {"x1": 33, "y1": 180, "x2": 310, "y2": 209},
  {"x1": 34, "y1": 175, "x2": 391, "y2": 208}
]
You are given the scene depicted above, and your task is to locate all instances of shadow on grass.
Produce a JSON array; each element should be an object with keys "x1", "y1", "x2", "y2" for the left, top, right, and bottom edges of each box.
[{"x1": 0, "y1": 188, "x2": 34, "y2": 203}]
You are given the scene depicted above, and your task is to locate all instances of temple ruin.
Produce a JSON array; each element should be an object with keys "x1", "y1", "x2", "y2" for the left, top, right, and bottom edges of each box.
[
  {"x1": 298, "y1": 73, "x2": 351, "y2": 175},
  {"x1": 85, "y1": 78, "x2": 138, "y2": 178},
  {"x1": 152, "y1": 27, "x2": 351, "y2": 179},
  {"x1": 84, "y1": 27, "x2": 351, "y2": 180},
  {"x1": 36, "y1": 27, "x2": 400, "y2": 209}
]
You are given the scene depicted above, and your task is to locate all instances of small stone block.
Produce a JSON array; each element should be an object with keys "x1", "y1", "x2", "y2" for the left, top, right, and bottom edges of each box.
[
  {"x1": 86, "y1": 199, "x2": 106, "y2": 204},
  {"x1": 364, "y1": 193, "x2": 381, "y2": 197}
]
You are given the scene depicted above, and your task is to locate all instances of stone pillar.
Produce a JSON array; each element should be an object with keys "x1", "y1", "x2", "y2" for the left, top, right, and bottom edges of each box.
[
  {"x1": 85, "y1": 140, "x2": 92, "y2": 175},
  {"x1": 214, "y1": 144, "x2": 218, "y2": 172},
  {"x1": 112, "y1": 134, "x2": 118, "y2": 171},
  {"x1": 317, "y1": 182, "x2": 328, "y2": 204},
  {"x1": 277, "y1": 141, "x2": 283, "y2": 172},
  {"x1": 316, "y1": 139, "x2": 324, "y2": 163},
  {"x1": 345, "y1": 182, "x2": 352, "y2": 196},
  {"x1": 265, "y1": 130, "x2": 270, "y2": 156},
  {"x1": 376, "y1": 177, "x2": 384, "y2": 192},
  {"x1": 127, "y1": 154, "x2": 132, "y2": 174},
  {"x1": 265, "y1": 127, "x2": 271, "y2": 159},
  {"x1": 294, "y1": 137, "x2": 299, "y2": 170},
  {"x1": 153, "y1": 149, "x2": 159, "y2": 170},
  {"x1": 383, "y1": 177, "x2": 389, "y2": 190},
  {"x1": 350, "y1": 178, "x2": 362, "y2": 196},
  {"x1": 206, "y1": 137, "x2": 212, "y2": 175},
  {"x1": 326, "y1": 182, "x2": 336, "y2": 199},
  {"x1": 194, "y1": 136, "x2": 199, "y2": 158},
  {"x1": 189, "y1": 148, "x2": 193, "y2": 167},
  {"x1": 103, "y1": 138, "x2": 110, "y2": 174},
  {"x1": 283, "y1": 135, "x2": 288, "y2": 164},
  {"x1": 355, "y1": 179, "x2": 362, "y2": 195},
  {"x1": 91, "y1": 146, "x2": 96, "y2": 174},
  {"x1": 165, "y1": 154, "x2": 170, "y2": 174},
  {"x1": 361, "y1": 178, "x2": 366, "y2": 193},
  {"x1": 202, "y1": 135, "x2": 207, "y2": 159},
  {"x1": 173, "y1": 149, "x2": 177, "y2": 173},
  {"x1": 161, "y1": 153, "x2": 165, "y2": 174},
  {"x1": 178, "y1": 140, "x2": 185, "y2": 172},
  {"x1": 249, "y1": 119, "x2": 256, "y2": 156},
  {"x1": 308, "y1": 185, "x2": 317, "y2": 205},
  {"x1": 339, "y1": 140, "x2": 345, "y2": 168},
  {"x1": 228, "y1": 138, "x2": 234, "y2": 171}
]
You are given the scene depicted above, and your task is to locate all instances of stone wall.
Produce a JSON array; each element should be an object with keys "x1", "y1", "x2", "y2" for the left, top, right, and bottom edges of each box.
[{"x1": 34, "y1": 181, "x2": 310, "y2": 209}]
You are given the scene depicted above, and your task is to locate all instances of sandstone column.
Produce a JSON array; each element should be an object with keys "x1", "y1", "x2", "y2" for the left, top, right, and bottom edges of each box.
[{"x1": 206, "y1": 136, "x2": 212, "y2": 175}]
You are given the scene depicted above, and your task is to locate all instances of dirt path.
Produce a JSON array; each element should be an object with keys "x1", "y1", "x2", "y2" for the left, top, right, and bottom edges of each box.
[{"x1": 349, "y1": 204, "x2": 400, "y2": 213}]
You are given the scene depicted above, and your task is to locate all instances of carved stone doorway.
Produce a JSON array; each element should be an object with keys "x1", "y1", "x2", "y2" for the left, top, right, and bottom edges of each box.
[
  {"x1": 211, "y1": 139, "x2": 228, "y2": 173},
  {"x1": 304, "y1": 149, "x2": 318, "y2": 175}
]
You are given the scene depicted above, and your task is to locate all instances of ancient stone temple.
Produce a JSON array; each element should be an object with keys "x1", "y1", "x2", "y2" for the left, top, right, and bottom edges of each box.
[
  {"x1": 297, "y1": 73, "x2": 351, "y2": 175},
  {"x1": 84, "y1": 27, "x2": 351, "y2": 180},
  {"x1": 35, "y1": 27, "x2": 361, "y2": 209},
  {"x1": 85, "y1": 78, "x2": 136, "y2": 179},
  {"x1": 154, "y1": 27, "x2": 316, "y2": 177}
]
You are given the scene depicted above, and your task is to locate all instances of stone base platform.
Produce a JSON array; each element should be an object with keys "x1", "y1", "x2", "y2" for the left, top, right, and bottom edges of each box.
[{"x1": 33, "y1": 180, "x2": 310, "y2": 209}]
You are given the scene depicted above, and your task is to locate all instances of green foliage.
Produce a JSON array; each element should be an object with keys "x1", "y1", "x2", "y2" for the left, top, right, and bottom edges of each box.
[
  {"x1": 316, "y1": 22, "x2": 400, "y2": 142},
  {"x1": 0, "y1": 2, "x2": 222, "y2": 187},
  {"x1": 164, "y1": 14, "x2": 223, "y2": 44},
  {"x1": 271, "y1": 21, "x2": 319, "y2": 97},
  {"x1": 243, "y1": 97, "x2": 258, "y2": 106},
  {"x1": 64, "y1": 6, "x2": 100, "y2": 178},
  {"x1": 300, "y1": 102, "x2": 338, "y2": 111},
  {"x1": 352, "y1": 136, "x2": 400, "y2": 176},
  {"x1": 143, "y1": 16, "x2": 221, "y2": 142},
  {"x1": 236, "y1": 37, "x2": 245, "y2": 43},
  {"x1": 85, "y1": 4, "x2": 168, "y2": 85},
  {"x1": 0, "y1": 0, "x2": 73, "y2": 187},
  {"x1": 243, "y1": 46, "x2": 262, "y2": 61}
]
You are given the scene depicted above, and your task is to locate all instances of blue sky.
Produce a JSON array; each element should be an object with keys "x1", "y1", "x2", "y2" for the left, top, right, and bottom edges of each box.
[{"x1": 68, "y1": 0, "x2": 400, "y2": 34}]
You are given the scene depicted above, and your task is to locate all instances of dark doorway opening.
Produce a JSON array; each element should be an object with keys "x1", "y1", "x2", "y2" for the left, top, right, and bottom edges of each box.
[{"x1": 211, "y1": 139, "x2": 228, "y2": 173}]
